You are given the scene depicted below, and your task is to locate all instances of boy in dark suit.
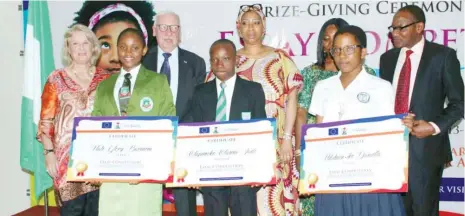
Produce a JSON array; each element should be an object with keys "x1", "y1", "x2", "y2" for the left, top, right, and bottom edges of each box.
[{"x1": 185, "y1": 39, "x2": 266, "y2": 216}]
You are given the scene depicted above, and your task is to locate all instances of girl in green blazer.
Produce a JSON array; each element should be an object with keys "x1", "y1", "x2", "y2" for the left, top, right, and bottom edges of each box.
[{"x1": 92, "y1": 28, "x2": 175, "y2": 216}]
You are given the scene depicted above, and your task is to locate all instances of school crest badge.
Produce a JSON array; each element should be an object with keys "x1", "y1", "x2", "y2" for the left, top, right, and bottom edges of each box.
[{"x1": 140, "y1": 97, "x2": 154, "y2": 112}]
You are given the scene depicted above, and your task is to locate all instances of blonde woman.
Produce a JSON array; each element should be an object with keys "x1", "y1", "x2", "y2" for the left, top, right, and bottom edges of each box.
[{"x1": 36, "y1": 24, "x2": 111, "y2": 216}]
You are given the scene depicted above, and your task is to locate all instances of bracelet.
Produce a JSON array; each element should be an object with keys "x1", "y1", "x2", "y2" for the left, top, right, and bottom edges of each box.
[
  {"x1": 43, "y1": 149, "x2": 54, "y2": 155},
  {"x1": 282, "y1": 134, "x2": 292, "y2": 140},
  {"x1": 294, "y1": 150, "x2": 301, "y2": 157}
]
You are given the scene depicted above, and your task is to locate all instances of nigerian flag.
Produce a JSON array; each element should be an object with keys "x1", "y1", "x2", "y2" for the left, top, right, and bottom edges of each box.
[{"x1": 20, "y1": 0, "x2": 55, "y2": 201}]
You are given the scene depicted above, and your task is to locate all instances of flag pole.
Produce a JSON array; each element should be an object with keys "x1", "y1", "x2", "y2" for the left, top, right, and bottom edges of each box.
[{"x1": 44, "y1": 190, "x2": 49, "y2": 216}]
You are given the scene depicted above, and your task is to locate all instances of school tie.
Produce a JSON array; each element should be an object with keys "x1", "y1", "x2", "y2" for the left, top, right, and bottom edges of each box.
[
  {"x1": 216, "y1": 82, "x2": 227, "y2": 122},
  {"x1": 119, "y1": 73, "x2": 132, "y2": 116},
  {"x1": 160, "y1": 53, "x2": 172, "y2": 85},
  {"x1": 394, "y1": 50, "x2": 414, "y2": 114}
]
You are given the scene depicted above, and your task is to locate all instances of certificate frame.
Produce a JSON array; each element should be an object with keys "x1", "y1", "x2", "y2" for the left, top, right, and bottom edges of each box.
[
  {"x1": 67, "y1": 116, "x2": 178, "y2": 183},
  {"x1": 299, "y1": 114, "x2": 409, "y2": 195},
  {"x1": 166, "y1": 118, "x2": 278, "y2": 188}
]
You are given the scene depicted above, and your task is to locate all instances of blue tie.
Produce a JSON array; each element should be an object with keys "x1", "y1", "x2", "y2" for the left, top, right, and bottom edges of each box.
[{"x1": 160, "y1": 53, "x2": 172, "y2": 85}]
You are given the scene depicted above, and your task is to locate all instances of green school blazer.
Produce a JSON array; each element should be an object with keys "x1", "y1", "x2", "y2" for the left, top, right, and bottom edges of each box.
[{"x1": 92, "y1": 65, "x2": 175, "y2": 216}]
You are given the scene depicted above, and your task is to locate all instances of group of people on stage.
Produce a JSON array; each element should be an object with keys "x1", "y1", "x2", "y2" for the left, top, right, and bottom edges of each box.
[{"x1": 35, "y1": 1, "x2": 463, "y2": 216}]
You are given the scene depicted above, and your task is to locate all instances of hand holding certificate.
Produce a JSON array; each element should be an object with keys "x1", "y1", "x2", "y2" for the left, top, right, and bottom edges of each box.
[
  {"x1": 167, "y1": 119, "x2": 278, "y2": 187},
  {"x1": 67, "y1": 116, "x2": 177, "y2": 183},
  {"x1": 299, "y1": 114, "x2": 409, "y2": 195}
]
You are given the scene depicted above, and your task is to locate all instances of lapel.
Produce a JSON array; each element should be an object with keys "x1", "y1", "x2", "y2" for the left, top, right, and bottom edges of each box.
[
  {"x1": 153, "y1": 49, "x2": 158, "y2": 70},
  {"x1": 229, "y1": 76, "x2": 243, "y2": 121},
  {"x1": 177, "y1": 48, "x2": 188, "y2": 106},
  {"x1": 203, "y1": 80, "x2": 217, "y2": 122},
  {"x1": 384, "y1": 49, "x2": 401, "y2": 83},
  {"x1": 409, "y1": 41, "x2": 433, "y2": 110},
  {"x1": 105, "y1": 75, "x2": 119, "y2": 115},
  {"x1": 128, "y1": 66, "x2": 150, "y2": 109}
]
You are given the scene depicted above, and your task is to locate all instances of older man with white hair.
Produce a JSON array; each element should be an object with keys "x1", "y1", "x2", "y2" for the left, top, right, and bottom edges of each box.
[{"x1": 142, "y1": 11, "x2": 206, "y2": 216}]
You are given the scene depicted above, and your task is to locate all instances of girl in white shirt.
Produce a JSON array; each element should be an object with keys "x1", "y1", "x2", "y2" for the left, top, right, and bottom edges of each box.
[{"x1": 309, "y1": 25, "x2": 410, "y2": 216}]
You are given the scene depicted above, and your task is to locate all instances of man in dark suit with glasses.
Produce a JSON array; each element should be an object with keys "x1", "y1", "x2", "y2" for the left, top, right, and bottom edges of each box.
[
  {"x1": 142, "y1": 11, "x2": 206, "y2": 216},
  {"x1": 379, "y1": 5, "x2": 464, "y2": 216}
]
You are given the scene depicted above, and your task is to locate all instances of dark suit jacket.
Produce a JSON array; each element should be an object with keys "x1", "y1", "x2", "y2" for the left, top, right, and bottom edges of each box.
[
  {"x1": 181, "y1": 76, "x2": 265, "y2": 216},
  {"x1": 185, "y1": 76, "x2": 267, "y2": 123},
  {"x1": 379, "y1": 41, "x2": 464, "y2": 166},
  {"x1": 142, "y1": 46, "x2": 206, "y2": 122}
]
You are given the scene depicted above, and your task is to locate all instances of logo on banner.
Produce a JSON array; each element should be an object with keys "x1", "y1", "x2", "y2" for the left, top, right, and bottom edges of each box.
[
  {"x1": 101, "y1": 122, "x2": 112, "y2": 129},
  {"x1": 199, "y1": 127, "x2": 210, "y2": 134},
  {"x1": 328, "y1": 128, "x2": 339, "y2": 136}
]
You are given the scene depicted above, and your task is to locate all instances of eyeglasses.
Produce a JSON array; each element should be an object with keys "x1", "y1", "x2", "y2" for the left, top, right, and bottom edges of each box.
[
  {"x1": 157, "y1": 24, "x2": 180, "y2": 32},
  {"x1": 239, "y1": 4, "x2": 263, "y2": 14},
  {"x1": 388, "y1": 21, "x2": 420, "y2": 33},
  {"x1": 330, "y1": 45, "x2": 362, "y2": 56}
]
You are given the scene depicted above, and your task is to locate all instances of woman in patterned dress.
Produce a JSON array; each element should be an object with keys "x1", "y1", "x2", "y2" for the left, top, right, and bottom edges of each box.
[
  {"x1": 205, "y1": 4, "x2": 303, "y2": 215},
  {"x1": 296, "y1": 18, "x2": 378, "y2": 215},
  {"x1": 36, "y1": 24, "x2": 111, "y2": 216}
]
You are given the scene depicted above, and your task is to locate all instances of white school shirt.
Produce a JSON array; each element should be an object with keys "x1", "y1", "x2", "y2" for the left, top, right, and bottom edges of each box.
[
  {"x1": 157, "y1": 46, "x2": 179, "y2": 104},
  {"x1": 113, "y1": 64, "x2": 141, "y2": 115},
  {"x1": 215, "y1": 75, "x2": 237, "y2": 121},
  {"x1": 309, "y1": 68, "x2": 394, "y2": 123}
]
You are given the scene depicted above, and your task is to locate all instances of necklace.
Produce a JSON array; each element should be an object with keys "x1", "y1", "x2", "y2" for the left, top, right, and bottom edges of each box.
[{"x1": 71, "y1": 66, "x2": 94, "y2": 79}]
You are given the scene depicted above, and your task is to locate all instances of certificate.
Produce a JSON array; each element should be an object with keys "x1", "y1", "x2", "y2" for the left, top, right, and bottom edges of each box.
[
  {"x1": 166, "y1": 119, "x2": 278, "y2": 187},
  {"x1": 299, "y1": 114, "x2": 409, "y2": 194},
  {"x1": 67, "y1": 116, "x2": 177, "y2": 183}
]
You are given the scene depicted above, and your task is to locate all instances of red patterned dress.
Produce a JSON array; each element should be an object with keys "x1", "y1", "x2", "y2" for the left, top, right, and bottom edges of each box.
[
  {"x1": 36, "y1": 67, "x2": 111, "y2": 203},
  {"x1": 206, "y1": 49, "x2": 303, "y2": 215}
]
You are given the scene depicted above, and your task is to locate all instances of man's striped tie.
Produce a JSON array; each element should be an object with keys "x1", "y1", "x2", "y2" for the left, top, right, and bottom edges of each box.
[{"x1": 216, "y1": 82, "x2": 227, "y2": 122}]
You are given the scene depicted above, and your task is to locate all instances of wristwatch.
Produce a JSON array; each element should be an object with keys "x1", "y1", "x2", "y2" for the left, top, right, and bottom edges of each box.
[{"x1": 43, "y1": 149, "x2": 54, "y2": 155}]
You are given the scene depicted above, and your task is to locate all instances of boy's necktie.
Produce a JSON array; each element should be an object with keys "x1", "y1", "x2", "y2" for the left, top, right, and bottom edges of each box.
[{"x1": 216, "y1": 82, "x2": 227, "y2": 122}]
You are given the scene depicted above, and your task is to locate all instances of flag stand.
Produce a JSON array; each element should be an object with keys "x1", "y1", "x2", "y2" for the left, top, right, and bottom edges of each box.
[{"x1": 44, "y1": 190, "x2": 49, "y2": 216}]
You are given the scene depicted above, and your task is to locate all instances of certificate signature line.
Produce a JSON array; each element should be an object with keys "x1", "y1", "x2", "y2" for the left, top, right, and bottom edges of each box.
[
  {"x1": 178, "y1": 130, "x2": 273, "y2": 139},
  {"x1": 305, "y1": 130, "x2": 404, "y2": 142},
  {"x1": 75, "y1": 130, "x2": 173, "y2": 133}
]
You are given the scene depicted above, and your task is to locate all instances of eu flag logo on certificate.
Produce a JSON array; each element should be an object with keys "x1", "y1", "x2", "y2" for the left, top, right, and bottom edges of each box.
[
  {"x1": 328, "y1": 128, "x2": 339, "y2": 136},
  {"x1": 101, "y1": 122, "x2": 112, "y2": 129},
  {"x1": 199, "y1": 127, "x2": 210, "y2": 134}
]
